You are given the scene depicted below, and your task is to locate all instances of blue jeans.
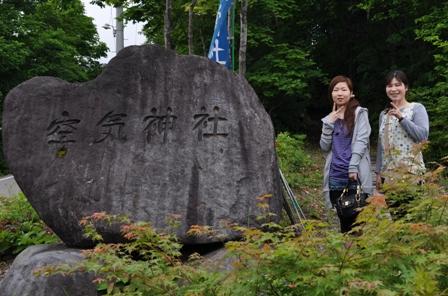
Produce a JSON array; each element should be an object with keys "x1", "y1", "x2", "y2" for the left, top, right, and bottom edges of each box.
[{"x1": 329, "y1": 178, "x2": 357, "y2": 191}]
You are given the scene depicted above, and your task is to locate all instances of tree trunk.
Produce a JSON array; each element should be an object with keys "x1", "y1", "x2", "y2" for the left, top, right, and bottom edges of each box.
[
  {"x1": 164, "y1": 0, "x2": 173, "y2": 49},
  {"x1": 239, "y1": 0, "x2": 248, "y2": 76},
  {"x1": 199, "y1": 27, "x2": 206, "y2": 56},
  {"x1": 188, "y1": 0, "x2": 198, "y2": 55}
]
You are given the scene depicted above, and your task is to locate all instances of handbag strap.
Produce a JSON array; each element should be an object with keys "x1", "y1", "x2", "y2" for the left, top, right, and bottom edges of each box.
[
  {"x1": 353, "y1": 179, "x2": 366, "y2": 202},
  {"x1": 348, "y1": 178, "x2": 364, "y2": 191}
]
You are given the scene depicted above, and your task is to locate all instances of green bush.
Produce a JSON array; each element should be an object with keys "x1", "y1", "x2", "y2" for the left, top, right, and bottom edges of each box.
[
  {"x1": 276, "y1": 132, "x2": 315, "y2": 188},
  {"x1": 0, "y1": 193, "x2": 60, "y2": 256},
  {"x1": 39, "y1": 212, "x2": 222, "y2": 295},
  {"x1": 221, "y1": 168, "x2": 448, "y2": 295},
  {"x1": 46, "y1": 168, "x2": 448, "y2": 295},
  {"x1": 43, "y1": 169, "x2": 448, "y2": 295},
  {"x1": 276, "y1": 132, "x2": 324, "y2": 219}
]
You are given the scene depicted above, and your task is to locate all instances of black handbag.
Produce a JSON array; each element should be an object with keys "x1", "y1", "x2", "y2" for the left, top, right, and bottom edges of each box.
[{"x1": 336, "y1": 180, "x2": 368, "y2": 218}]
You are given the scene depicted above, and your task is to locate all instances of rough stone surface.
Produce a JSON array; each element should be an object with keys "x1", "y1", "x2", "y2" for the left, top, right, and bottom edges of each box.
[
  {"x1": 3, "y1": 44, "x2": 282, "y2": 247},
  {"x1": 200, "y1": 247, "x2": 236, "y2": 272},
  {"x1": 0, "y1": 244, "x2": 96, "y2": 296}
]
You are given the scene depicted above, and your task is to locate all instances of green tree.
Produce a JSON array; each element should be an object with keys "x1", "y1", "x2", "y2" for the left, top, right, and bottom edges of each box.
[
  {"x1": 91, "y1": 0, "x2": 216, "y2": 55},
  {"x1": 62, "y1": 0, "x2": 448, "y2": 158},
  {"x1": 413, "y1": 2, "x2": 448, "y2": 160}
]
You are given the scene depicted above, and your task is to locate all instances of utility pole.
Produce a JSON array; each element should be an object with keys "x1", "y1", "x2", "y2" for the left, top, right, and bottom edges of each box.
[{"x1": 115, "y1": 7, "x2": 124, "y2": 53}]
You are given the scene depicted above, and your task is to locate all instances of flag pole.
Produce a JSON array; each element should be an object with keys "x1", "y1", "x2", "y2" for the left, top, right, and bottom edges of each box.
[
  {"x1": 207, "y1": 0, "x2": 233, "y2": 69},
  {"x1": 231, "y1": 1, "x2": 236, "y2": 71}
]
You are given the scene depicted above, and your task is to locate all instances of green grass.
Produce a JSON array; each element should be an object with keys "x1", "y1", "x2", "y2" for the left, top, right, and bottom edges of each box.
[
  {"x1": 276, "y1": 132, "x2": 325, "y2": 219},
  {"x1": 0, "y1": 193, "x2": 60, "y2": 257}
]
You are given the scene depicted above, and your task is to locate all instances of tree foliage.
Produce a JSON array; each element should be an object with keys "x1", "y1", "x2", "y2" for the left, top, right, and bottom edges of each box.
[
  {"x1": 413, "y1": 2, "x2": 448, "y2": 159},
  {"x1": 0, "y1": 0, "x2": 107, "y2": 89},
  {"x1": 90, "y1": 0, "x2": 447, "y2": 159}
]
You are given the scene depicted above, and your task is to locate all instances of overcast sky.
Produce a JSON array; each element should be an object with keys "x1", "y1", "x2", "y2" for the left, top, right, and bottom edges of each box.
[{"x1": 82, "y1": 0, "x2": 146, "y2": 63}]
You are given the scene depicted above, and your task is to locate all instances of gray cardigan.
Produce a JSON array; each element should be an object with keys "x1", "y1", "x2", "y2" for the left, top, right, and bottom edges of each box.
[
  {"x1": 375, "y1": 102, "x2": 429, "y2": 173},
  {"x1": 320, "y1": 107, "x2": 373, "y2": 208}
]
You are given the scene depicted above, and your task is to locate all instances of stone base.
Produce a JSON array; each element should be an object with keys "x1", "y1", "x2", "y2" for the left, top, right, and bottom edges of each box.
[{"x1": 0, "y1": 244, "x2": 96, "y2": 296}]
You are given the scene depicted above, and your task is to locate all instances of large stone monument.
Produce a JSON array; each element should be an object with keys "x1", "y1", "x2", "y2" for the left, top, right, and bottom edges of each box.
[{"x1": 2, "y1": 45, "x2": 282, "y2": 248}]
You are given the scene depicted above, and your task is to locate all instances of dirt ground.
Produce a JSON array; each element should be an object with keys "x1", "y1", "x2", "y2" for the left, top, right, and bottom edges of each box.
[{"x1": 0, "y1": 257, "x2": 14, "y2": 280}]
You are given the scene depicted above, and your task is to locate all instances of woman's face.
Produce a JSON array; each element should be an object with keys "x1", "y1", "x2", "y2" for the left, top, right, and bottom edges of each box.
[
  {"x1": 331, "y1": 82, "x2": 352, "y2": 107},
  {"x1": 386, "y1": 77, "x2": 407, "y2": 102}
]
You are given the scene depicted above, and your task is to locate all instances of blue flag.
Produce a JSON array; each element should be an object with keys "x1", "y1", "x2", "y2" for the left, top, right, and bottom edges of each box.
[{"x1": 208, "y1": 0, "x2": 233, "y2": 69}]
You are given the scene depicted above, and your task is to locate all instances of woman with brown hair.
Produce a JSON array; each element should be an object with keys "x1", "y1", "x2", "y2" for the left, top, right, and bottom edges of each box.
[{"x1": 320, "y1": 75, "x2": 373, "y2": 232}]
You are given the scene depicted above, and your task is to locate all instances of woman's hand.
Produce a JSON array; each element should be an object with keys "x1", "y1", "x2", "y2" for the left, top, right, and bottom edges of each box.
[
  {"x1": 348, "y1": 172, "x2": 358, "y2": 181},
  {"x1": 388, "y1": 102, "x2": 403, "y2": 121},
  {"x1": 376, "y1": 174, "x2": 382, "y2": 191},
  {"x1": 328, "y1": 103, "x2": 345, "y2": 123}
]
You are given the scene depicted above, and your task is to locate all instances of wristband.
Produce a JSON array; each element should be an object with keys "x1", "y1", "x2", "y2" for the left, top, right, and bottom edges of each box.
[{"x1": 398, "y1": 116, "x2": 404, "y2": 122}]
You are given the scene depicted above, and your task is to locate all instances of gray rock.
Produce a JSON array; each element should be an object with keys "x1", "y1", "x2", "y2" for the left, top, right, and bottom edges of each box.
[
  {"x1": 199, "y1": 247, "x2": 236, "y2": 272},
  {"x1": 2, "y1": 44, "x2": 282, "y2": 247},
  {"x1": 0, "y1": 244, "x2": 96, "y2": 296}
]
